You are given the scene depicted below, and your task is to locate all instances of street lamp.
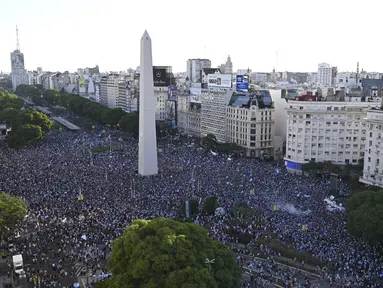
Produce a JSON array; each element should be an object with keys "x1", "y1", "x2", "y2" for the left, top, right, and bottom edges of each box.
[{"x1": 205, "y1": 258, "x2": 215, "y2": 273}]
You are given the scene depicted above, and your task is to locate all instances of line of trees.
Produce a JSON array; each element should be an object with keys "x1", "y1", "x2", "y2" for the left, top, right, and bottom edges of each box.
[
  {"x1": 201, "y1": 134, "x2": 243, "y2": 157},
  {"x1": 15, "y1": 85, "x2": 170, "y2": 139},
  {"x1": 0, "y1": 88, "x2": 52, "y2": 148}
]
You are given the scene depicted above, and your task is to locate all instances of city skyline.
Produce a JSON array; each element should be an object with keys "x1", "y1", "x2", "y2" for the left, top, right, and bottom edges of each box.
[{"x1": 0, "y1": 0, "x2": 382, "y2": 74}]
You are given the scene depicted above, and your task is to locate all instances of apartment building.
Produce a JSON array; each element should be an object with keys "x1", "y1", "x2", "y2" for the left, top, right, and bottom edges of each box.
[
  {"x1": 226, "y1": 90, "x2": 274, "y2": 157},
  {"x1": 285, "y1": 100, "x2": 381, "y2": 173},
  {"x1": 154, "y1": 87, "x2": 167, "y2": 121},
  {"x1": 360, "y1": 109, "x2": 383, "y2": 188},
  {"x1": 317, "y1": 63, "x2": 332, "y2": 87},
  {"x1": 187, "y1": 59, "x2": 211, "y2": 83},
  {"x1": 99, "y1": 74, "x2": 119, "y2": 108},
  {"x1": 178, "y1": 88, "x2": 277, "y2": 158},
  {"x1": 200, "y1": 88, "x2": 233, "y2": 142},
  {"x1": 118, "y1": 77, "x2": 128, "y2": 111},
  {"x1": 177, "y1": 93, "x2": 201, "y2": 137}
]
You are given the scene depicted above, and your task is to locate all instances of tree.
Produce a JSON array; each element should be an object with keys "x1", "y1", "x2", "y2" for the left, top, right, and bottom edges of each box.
[
  {"x1": 7, "y1": 124, "x2": 43, "y2": 148},
  {"x1": 106, "y1": 218, "x2": 241, "y2": 288},
  {"x1": 101, "y1": 108, "x2": 126, "y2": 126},
  {"x1": 0, "y1": 192, "x2": 27, "y2": 239},
  {"x1": 202, "y1": 134, "x2": 217, "y2": 151},
  {"x1": 22, "y1": 110, "x2": 52, "y2": 132},
  {"x1": 119, "y1": 113, "x2": 139, "y2": 138},
  {"x1": 179, "y1": 198, "x2": 199, "y2": 218},
  {"x1": 203, "y1": 196, "x2": 219, "y2": 215},
  {"x1": 347, "y1": 189, "x2": 383, "y2": 244}
]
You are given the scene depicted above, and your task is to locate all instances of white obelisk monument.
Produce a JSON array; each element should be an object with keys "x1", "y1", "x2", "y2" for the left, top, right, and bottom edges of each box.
[{"x1": 138, "y1": 30, "x2": 158, "y2": 176}]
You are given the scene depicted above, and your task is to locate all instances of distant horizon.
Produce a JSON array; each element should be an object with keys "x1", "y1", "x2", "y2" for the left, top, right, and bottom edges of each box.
[{"x1": 1, "y1": 0, "x2": 381, "y2": 74}]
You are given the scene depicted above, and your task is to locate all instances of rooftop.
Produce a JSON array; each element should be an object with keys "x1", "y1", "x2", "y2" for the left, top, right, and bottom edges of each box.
[{"x1": 228, "y1": 90, "x2": 273, "y2": 109}]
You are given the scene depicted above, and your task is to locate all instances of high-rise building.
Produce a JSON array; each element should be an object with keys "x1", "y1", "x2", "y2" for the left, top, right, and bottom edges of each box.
[
  {"x1": 226, "y1": 90, "x2": 275, "y2": 158},
  {"x1": 219, "y1": 55, "x2": 233, "y2": 74},
  {"x1": 177, "y1": 93, "x2": 201, "y2": 137},
  {"x1": 11, "y1": 26, "x2": 28, "y2": 90},
  {"x1": 360, "y1": 109, "x2": 383, "y2": 188},
  {"x1": 317, "y1": 63, "x2": 332, "y2": 87},
  {"x1": 284, "y1": 100, "x2": 381, "y2": 173},
  {"x1": 200, "y1": 88, "x2": 232, "y2": 143},
  {"x1": 187, "y1": 59, "x2": 211, "y2": 83},
  {"x1": 99, "y1": 74, "x2": 120, "y2": 108}
]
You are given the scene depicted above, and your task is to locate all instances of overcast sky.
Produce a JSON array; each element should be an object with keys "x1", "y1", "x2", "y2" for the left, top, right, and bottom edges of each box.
[{"x1": 0, "y1": 0, "x2": 381, "y2": 73}]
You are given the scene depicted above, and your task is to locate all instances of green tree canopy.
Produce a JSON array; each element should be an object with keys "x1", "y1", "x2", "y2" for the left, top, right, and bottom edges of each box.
[
  {"x1": 7, "y1": 124, "x2": 43, "y2": 148},
  {"x1": 347, "y1": 189, "x2": 383, "y2": 244},
  {"x1": 106, "y1": 218, "x2": 241, "y2": 288},
  {"x1": 0, "y1": 192, "x2": 27, "y2": 238},
  {"x1": 119, "y1": 113, "x2": 139, "y2": 138},
  {"x1": 179, "y1": 198, "x2": 199, "y2": 218},
  {"x1": 202, "y1": 134, "x2": 218, "y2": 152},
  {"x1": 203, "y1": 196, "x2": 219, "y2": 215},
  {"x1": 23, "y1": 110, "x2": 53, "y2": 132}
]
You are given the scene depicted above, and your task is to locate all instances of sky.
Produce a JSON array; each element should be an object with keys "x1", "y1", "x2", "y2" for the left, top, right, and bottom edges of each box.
[{"x1": 0, "y1": 0, "x2": 381, "y2": 73}]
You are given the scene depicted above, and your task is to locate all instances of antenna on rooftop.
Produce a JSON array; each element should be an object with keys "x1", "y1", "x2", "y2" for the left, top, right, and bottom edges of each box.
[
  {"x1": 16, "y1": 25, "x2": 20, "y2": 52},
  {"x1": 356, "y1": 62, "x2": 359, "y2": 87},
  {"x1": 275, "y1": 50, "x2": 279, "y2": 73}
]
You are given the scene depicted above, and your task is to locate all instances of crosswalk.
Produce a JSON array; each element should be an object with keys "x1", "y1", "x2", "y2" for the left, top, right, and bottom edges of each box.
[{"x1": 73, "y1": 263, "x2": 87, "y2": 277}]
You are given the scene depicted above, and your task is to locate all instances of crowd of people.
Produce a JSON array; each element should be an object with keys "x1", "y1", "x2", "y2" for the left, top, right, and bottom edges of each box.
[{"x1": 0, "y1": 117, "x2": 382, "y2": 288}]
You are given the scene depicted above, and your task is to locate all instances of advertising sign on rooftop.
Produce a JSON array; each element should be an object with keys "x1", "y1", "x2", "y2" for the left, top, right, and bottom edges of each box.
[
  {"x1": 207, "y1": 74, "x2": 232, "y2": 88},
  {"x1": 153, "y1": 67, "x2": 167, "y2": 87},
  {"x1": 236, "y1": 75, "x2": 249, "y2": 91}
]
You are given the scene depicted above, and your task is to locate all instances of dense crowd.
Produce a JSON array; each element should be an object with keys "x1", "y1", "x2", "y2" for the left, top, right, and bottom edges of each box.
[{"x1": 0, "y1": 121, "x2": 382, "y2": 287}]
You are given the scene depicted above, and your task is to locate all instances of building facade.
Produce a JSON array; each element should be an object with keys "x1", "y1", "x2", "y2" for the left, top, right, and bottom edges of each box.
[
  {"x1": 360, "y1": 109, "x2": 383, "y2": 188},
  {"x1": 200, "y1": 88, "x2": 232, "y2": 142},
  {"x1": 99, "y1": 74, "x2": 119, "y2": 108},
  {"x1": 285, "y1": 100, "x2": 381, "y2": 173},
  {"x1": 226, "y1": 94, "x2": 275, "y2": 158},
  {"x1": 219, "y1": 55, "x2": 233, "y2": 74},
  {"x1": 11, "y1": 50, "x2": 28, "y2": 90},
  {"x1": 186, "y1": 59, "x2": 211, "y2": 83},
  {"x1": 177, "y1": 93, "x2": 201, "y2": 137},
  {"x1": 317, "y1": 63, "x2": 332, "y2": 87},
  {"x1": 154, "y1": 87, "x2": 167, "y2": 121}
]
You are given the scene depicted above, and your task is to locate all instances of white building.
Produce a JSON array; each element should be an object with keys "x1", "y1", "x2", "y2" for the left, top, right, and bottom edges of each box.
[
  {"x1": 11, "y1": 50, "x2": 28, "y2": 90},
  {"x1": 177, "y1": 93, "x2": 201, "y2": 137},
  {"x1": 285, "y1": 100, "x2": 381, "y2": 173},
  {"x1": 317, "y1": 63, "x2": 332, "y2": 87},
  {"x1": 219, "y1": 55, "x2": 233, "y2": 74},
  {"x1": 200, "y1": 88, "x2": 233, "y2": 142},
  {"x1": 360, "y1": 109, "x2": 383, "y2": 188},
  {"x1": 226, "y1": 91, "x2": 275, "y2": 158},
  {"x1": 251, "y1": 73, "x2": 267, "y2": 83},
  {"x1": 186, "y1": 59, "x2": 211, "y2": 83},
  {"x1": 237, "y1": 69, "x2": 251, "y2": 76},
  {"x1": 99, "y1": 74, "x2": 119, "y2": 108},
  {"x1": 154, "y1": 87, "x2": 167, "y2": 121}
]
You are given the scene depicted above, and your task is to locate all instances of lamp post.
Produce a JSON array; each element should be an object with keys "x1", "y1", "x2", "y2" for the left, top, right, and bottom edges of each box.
[{"x1": 205, "y1": 258, "x2": 215, "y2": 273}]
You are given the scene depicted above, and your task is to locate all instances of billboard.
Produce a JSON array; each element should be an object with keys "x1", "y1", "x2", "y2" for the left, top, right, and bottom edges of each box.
[
  {"x1": 207, "y1": 74, "x2": 232, "y2": 88},
  {"x1": 78, "y1": 78, "x2": 85, "y2": 88},
  {"x1": 168, "y1": 86, "x2": 177, "y2": 100},
  {"x1": 189, "y1": 87, "x2": 201, "y2": 103},
  {"x1": 236, "y1": 75, "x2": 249, "y2": 91},
  {"x1": 11, "y1": 53, "x2": 25, "y2": 70},
  {"x1": 153, "y1": 67, "x2": 167, "y2": 87},
  {"x1": 166, "y1": 100, "x2": 176, "y2": 120}
]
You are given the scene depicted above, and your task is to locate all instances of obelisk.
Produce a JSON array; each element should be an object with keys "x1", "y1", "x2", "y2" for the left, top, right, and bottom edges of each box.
[{"x1": 138, "y1": 30, "x2": 158, "y2": 176}]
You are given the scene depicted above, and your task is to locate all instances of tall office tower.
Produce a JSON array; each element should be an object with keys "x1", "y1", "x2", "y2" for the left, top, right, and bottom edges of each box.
[
  {"x1": 317, "y1": 63, "x2": 332, "y2": 87},
  {"x1": 138, "y1": 31, "x2": 158, "y2": 176},
  {"x1": 187, "y1": 58, "x2": 211, "y2": 82},
  {"x1": 11, "y1": 26, "x2": 28, "y2": 90}
]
